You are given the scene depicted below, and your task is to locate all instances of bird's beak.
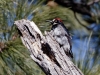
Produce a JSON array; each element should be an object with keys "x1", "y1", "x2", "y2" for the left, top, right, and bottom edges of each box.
[{"x1": 46, "y1": 20, "x2": 53, "y2": 24}]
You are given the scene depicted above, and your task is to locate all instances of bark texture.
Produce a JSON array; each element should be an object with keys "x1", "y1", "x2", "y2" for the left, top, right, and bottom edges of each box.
[{"x1": 14, "y1": 19, "x2": 84, "y2": 75}]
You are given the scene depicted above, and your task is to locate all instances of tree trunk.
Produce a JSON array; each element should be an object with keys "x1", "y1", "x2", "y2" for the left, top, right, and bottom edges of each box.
[{"x1": 14, "y1": 19, "x2": 84, "y2": 75}]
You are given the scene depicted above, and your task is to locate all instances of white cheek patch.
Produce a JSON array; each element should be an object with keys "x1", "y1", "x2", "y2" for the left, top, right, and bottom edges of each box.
[{"x1": 53, "y1": 22, "x2": 58, "y2": 25}]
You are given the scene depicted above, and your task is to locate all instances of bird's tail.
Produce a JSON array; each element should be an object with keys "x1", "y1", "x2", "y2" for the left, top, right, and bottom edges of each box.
[
  {"x1": 69, "y1": 50, "x2": 73, "y2": 58},
  {"x1": 65, "y1": 50, "x2": 73, "y2": 58}
]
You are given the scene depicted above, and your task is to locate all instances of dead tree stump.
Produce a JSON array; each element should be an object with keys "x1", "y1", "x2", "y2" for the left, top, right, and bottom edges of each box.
[{"x1": 14, "y1": 19, "x2": 84, "y2": 75}]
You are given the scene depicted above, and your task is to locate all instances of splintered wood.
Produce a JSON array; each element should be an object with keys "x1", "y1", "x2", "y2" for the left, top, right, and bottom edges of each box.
[{"x1": 15, "y1": 19, "x2": 84, "y2": 75}]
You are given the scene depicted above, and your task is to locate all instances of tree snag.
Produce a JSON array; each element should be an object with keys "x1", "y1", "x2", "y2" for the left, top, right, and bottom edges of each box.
[{"x1": 14, "y1": 19, "x2": 84, "y2": 75}]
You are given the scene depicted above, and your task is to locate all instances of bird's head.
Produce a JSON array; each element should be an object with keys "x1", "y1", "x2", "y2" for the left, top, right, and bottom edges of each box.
[{"x1": 46, "y1": 18, "x2": 63, "y2": 25}]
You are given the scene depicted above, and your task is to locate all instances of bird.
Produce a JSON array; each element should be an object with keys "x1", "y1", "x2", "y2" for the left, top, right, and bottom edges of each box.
[{"x1": 46, "y1": 18, "x2": 73, "y2": 58}]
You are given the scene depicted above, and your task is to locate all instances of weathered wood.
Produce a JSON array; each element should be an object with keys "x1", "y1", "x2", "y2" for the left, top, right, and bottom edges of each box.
[{"x1": 14, "y1": 19, "x2": 84, "y2": 75}]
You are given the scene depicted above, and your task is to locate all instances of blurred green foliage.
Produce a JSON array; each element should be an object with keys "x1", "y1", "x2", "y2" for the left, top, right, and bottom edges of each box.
[
  {"x1": 0, "y1": 0, "x2": 100, "y2": 75},
  {"x1": 0, "y1": 0, "x2": 45, "y2": 75}
]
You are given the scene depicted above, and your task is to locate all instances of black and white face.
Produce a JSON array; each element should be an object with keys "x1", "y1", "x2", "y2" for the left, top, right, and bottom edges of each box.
[
  {"x1": 46, "y1": 18, "x2": 63, "y2": 25},
  {"x1": 51, "y1": 19, "x2": 58, "y2": 25},
  {"x1": 51, "y1": 18, "x2": 62, "y2": 25}
]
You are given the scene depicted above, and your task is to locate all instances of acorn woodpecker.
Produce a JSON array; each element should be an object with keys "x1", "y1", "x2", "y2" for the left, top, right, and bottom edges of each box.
[{"x1": 47, "y1": 18, "x2": 73, "y2": 58}]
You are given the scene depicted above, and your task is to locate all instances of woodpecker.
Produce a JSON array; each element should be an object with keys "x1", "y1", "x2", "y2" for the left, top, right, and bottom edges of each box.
[{"x1": 47, "y1": 18, "x2": 73, "y2": 58}]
